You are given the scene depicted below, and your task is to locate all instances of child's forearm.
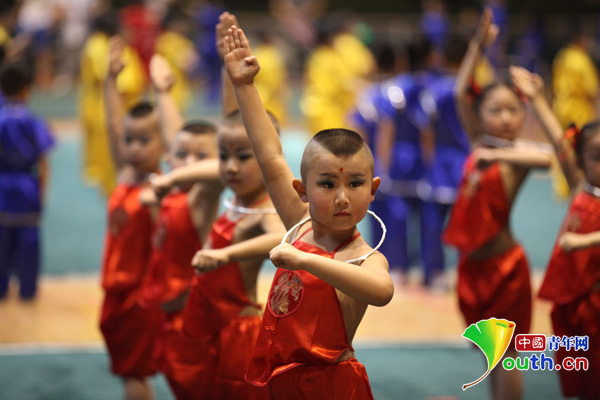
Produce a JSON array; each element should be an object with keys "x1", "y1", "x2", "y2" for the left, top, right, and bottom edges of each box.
[
  {"x1": 226, "y1": 232, "x2": 284, "y2": 262},
  {"x1": 104, "y1": 75, "x2": 126, "y2": 166},
  {"x1": 169, "y1": 159, "x2": 220, "y2": 186},
  {"x1": 488, "y1": 148, "x2": 552, "y2": 169},
  {"x1": 156, "y1": 90, "x2": 184, "y2": 148},
  {"x1": 300, "y1": 253, "x2": 394, "y2": 306},
  {"x1": 530, "y1": 95, "x2": 582, "y2": 191},
  {"x1": 222, "y1": 67, "x2": 238, "y2": 117}
]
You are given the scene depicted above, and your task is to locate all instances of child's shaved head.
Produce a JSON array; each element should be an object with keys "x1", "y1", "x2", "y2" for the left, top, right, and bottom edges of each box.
[{"x1": 301, "y1": 128, "x2": 374, "y2": 180}]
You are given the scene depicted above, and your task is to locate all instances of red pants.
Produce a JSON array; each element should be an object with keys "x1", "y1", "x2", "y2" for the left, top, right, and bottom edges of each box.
[
  {"x1": 458, "y1": 244, "x2": 531, "y2": 345},
  {"x1": 99, "y1": 289, "x2": 160, "y2": 378},
  {"x1": 212, "y1": 316, "x2": 270, "y2": 400},
  {"x1": 551, "y1": 291, "x2": 600, "y2": 399},
  {"x1": 267, "y1": 359, "x2": 374, "y2": 400}
]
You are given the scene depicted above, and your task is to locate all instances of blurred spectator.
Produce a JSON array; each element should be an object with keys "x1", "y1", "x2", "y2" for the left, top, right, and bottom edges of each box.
[
  {"x1": 154, "y1": 5, "x2": 198, "y2": 113},
  {"x1": 79, "y1": 10, "x2": 147, "y2": 196}
]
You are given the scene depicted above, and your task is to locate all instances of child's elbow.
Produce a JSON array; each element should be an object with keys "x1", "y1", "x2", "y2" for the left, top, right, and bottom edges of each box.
[{"x1": 371, "y1": 282, "x2": 394, "y2": 307}]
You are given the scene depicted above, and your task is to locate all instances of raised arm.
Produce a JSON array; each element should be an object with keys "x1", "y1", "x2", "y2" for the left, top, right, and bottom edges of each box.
[
  {"x1": 510, "y1": 66, "x2": 583, "y2": 191},
  {"x1": 224, "y1": 26, "x2": 308, "y2": 228},
  {"x1": 217, "y1": 12, "x2": 240, "y2": 117},
  {"x1": 455, "y1": 7, "x2": 498, "y2": 143},
  {"x1": 150, "y1": 54, "x2": 183, "y2": 148},
  {"x1": 559, "y1": 231, "x2": 600, "y2": 252},
  {"x1": 104, "y1": 36, "x2": 127, "y2": 168},
  {"x1": 473, "y1": 147, "x2": 552, "y2": 170}
]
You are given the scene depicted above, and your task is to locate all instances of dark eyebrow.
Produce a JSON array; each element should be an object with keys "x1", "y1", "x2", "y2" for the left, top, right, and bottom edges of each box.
[
  {"x1": 350, "y1": 173, "x2": 366, "y2": 178},
  {"x1": 318, "y1": 172, "x2": 338, "y2": 177}
]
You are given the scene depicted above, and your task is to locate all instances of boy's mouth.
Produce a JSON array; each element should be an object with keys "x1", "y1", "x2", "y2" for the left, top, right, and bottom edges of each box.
[{"x1": 334, "y1": 211, "x2": 350, "y2": 216}]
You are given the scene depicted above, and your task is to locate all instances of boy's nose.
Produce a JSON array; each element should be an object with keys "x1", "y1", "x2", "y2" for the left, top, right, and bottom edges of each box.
[
  {"x1": 335, "y1": 191, "x2": 349, "y2": 208},
  {"x1": 226, "y1": 158, "x2": 238, "y2": 172}
]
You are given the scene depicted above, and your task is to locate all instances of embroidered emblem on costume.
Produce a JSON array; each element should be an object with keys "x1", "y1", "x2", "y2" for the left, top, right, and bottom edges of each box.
[
  {"x1": 464, "y1": 169, "x2": 481, "y2": 198},
  {"x1": 269, "y1": 272, "x2": 303, "y2": 317},
  {"x1": 109, "y1": 206, "x2": 129, "y2": 236}
]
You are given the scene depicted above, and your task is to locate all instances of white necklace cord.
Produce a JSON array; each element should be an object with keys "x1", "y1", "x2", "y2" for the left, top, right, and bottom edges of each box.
[
  {"x1": 584, "y1": 182, "x2": 600, "y2": 198},
  {"x1": 281, "y1": 210, "x2": 387, "y2": 265},
  {"x1": 223, "y1": 198, "x2": 277, "y2": 214}
]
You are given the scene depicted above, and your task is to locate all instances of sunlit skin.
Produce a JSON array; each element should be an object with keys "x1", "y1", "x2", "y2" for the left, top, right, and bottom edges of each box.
[
  {"x1": 122, "y1": 114, "x2": 163, "y2": 174},
  {"x1": 293, "y1": 145, "x2": 380, "y2": 246},
  {"x1": 478, "y1": 85, "x2": 525, "y2": 141},
  {"x1": 218, "y1": 124, "x2": 268, "y2": 206}
]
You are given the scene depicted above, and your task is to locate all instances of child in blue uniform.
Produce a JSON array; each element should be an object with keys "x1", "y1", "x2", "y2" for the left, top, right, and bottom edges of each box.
[{"x1": 0, "y1": 62, "x2": 54, "y2": 299}]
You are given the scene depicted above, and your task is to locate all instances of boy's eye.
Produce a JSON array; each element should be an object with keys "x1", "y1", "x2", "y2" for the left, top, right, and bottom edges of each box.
[
  {"x1": 317, "y1": 180, "x2": 334, "y2": 189},
  {"x1": 139, "y1": 137, "x2": 150, "y2": 145},
  {"x1": 350, "y1": 180, "x2": 365, "y2": 188},
  {"x1": 238, "y1": 153, "x2": 253, "y2": 161},
  {"x1": 196, "y1": 152, "x2": 208, "y2": 160},
  {"x1": 175, "y1": 150, "x2": 187, "y2": 159},
  {"x1": 124, "y1": 136, "x2": 133, "y2": 144},
  {"x1": 219, "y1": 153, "x2": 227, "y2": 160}
]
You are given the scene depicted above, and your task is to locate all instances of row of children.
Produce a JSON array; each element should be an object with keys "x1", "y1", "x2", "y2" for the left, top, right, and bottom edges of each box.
[
  {"x1": 98, "y1": 10, "x2": 393, "y2": 400},
  {"x1": 444, "y1": 9, "x2": 600, "y2": 400}
]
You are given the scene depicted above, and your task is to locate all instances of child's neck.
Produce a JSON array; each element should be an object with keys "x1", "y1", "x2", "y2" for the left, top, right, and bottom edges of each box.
[
  {"x1": 310, "y1": 218, "x2": 359, "y2": 250},
  {"x1": 233, "y1": 188, "x2": 269, "y2": 208}
]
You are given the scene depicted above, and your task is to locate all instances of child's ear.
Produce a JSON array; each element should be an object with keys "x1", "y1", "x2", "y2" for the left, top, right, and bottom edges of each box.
[
  {"x1": 292, "y1": 179, "x2": 308, "y2": 203},
  {"x1": 370, "y1": 177, "x2": 381, "y2": 199}
]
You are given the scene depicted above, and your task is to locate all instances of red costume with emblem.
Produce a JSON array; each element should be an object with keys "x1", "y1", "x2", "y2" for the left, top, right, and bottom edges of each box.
[
  {"x1": 245, "y1": 229, "x2": 374, "y2": 400},
  {"x1": 99, "y1": 183, "x2": 160, "y2": 377},
  {"x1": 137, "y1": 190, "x2": 203, "y2": 398},
  {"x1": 538, "y1": 191, "x2": 600, "y2": 399},
  {"x1": 180, "y1": 211, "x2": 269, "y2": 400},
  {"x1": 443, "y1": 155, "x2": 531, "y2": 340}
]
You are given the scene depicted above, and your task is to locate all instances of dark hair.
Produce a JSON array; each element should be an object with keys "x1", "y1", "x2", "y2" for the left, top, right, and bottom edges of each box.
[
  {"x1": 301, "y1": 128, "x2": 374, "y2": 180},
  {"x1": 407, "y1": 34, "x2": 432, "y2": 71},
  {"x1": 92, "y1": 10, "x2": 119, "y2": 36},
  {"x1": 443, "y1": 33, "x2": 468, "y2": 67},
  {"x1": 181, "y1": 120, "x2": 217, "y2": 135},
  {"x1": 575, "y1": 120, "x2": 600, "y2": 167},
  {"x1": 0, "y1": 62, "x2": 33, "y2": 97},
  {"x1": 373, "y1": 41, "x2": 397, "y2": 73},
  {"x1": 471, "y1": 80, "x2": 522, "y2": 114},
  {"x1": 224, "y1": 109, "x2": 280, "y2": 134},
  {"x1": 128, "y1": 101, "x2": 155, "y2": 118},
  {"x1": 312, "y1": 128, "x2": 366, "y2": 156}
]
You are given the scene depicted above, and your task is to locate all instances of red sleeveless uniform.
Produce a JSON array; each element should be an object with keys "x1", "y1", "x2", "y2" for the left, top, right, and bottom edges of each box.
[
  {"x1": 246, "y1": 229, "x2": 374, "y2": 400},
  {"x1": 443, "y1": 155, "x2": 531, "y2": 339},
  {"x1": 99, "y1": 183, "x2": 159, "y2": 378},
  {"x1": 180, "y1": 212, "x2": 269, "y2": 400},
  {"x1": 538, "y1": 191, "x2": 600, "y2": 399},
  {"x1": 137, "y1": 191, "x2": 203, "y2": 398}
]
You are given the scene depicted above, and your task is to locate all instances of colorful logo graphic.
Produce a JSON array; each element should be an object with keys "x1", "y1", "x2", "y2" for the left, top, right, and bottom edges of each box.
[
  {"x1": 461, "y1": 318, "x2": 515, "y2": 390},
  {"x1": 515, "y1": 334, "x2": 546, "y2": 352}
]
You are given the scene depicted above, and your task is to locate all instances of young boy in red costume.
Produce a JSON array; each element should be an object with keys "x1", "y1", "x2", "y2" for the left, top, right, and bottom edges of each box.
[
  {"x1": 442, "y1": 9, "x2": 553, "y2": 400},
  {"x1": 511, "y1": 65, "x2": 600, "y2": 400},
  {"x1": 223, "y1": 25, "x2": 395, "y2": 399},
  {"x1": 99, "y1": 36, "x2": 164, "y2": 400}
]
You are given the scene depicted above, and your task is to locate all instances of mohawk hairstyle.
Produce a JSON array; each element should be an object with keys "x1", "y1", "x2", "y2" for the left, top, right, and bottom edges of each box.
[
  {"x1": 181, "y1": 120, "x2": 217, "y2": 135},
  {"x1": 224, "y1": 109, "x2": 281, "y2": 134},
  {"x1": 301, "y1": 128, "x2": 374, "y2": 180},
  {"x1": 128, "y1": 101, "x2": 155, "y2": 118}
]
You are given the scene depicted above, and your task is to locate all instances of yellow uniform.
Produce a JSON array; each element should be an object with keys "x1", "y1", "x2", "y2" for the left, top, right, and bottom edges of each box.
[
  {"x1": 254, "y1": 42, "x2": 288, "y2": 124},
  {"x1": 552, "y1": 44, "x2": 599, "y2": 199},
  {"x1": 79, "y1": 32, "x2": 146, "y2": 196},
  {"x1": 302, "y1": 33, "x2": 374, "y2": 134},
  {"x1": 154, "y1": 31, "x2": 196, "y2": 113}
]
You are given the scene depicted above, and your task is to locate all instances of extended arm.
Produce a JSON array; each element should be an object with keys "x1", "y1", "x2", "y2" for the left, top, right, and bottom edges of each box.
[
  {"x1": 150, "y1": 54, "x2": 183, "y2": 148},
  {"x1": 270, "y1": 244, "x2": 394, "y2": 306},
  {"x1": 104, "y1": 36, "x2": 128, "y2": 168},
  {"x1": 474, "y1": 147, "x2": 552, "y2": 170},
  {"x1": 224, "y1": 26, "x2": 308, "y2": 228},
  {"x1": 455, "y1": 8, "x2": 498, "y2": 143},
  {"x1": 559, "y1": 231, "x2": 600, "y2": 252},
  {"x1": 510, "y1": 66, "x2": 583, "y2": 191},
  {"x1": 217, "y1": 12, "x2": 240, "y2": 117},
  {"x1": 151, "y1": 158, "x2": 220, "y2": 198}
]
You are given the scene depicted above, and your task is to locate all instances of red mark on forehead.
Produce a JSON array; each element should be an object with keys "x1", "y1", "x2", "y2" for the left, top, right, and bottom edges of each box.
[
  {"x1": 339, "y1": 167, "x2": 344, "y2": 172},
  {"x1": 227, "y1": 142, "x2": 235, "y2": 149}
]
